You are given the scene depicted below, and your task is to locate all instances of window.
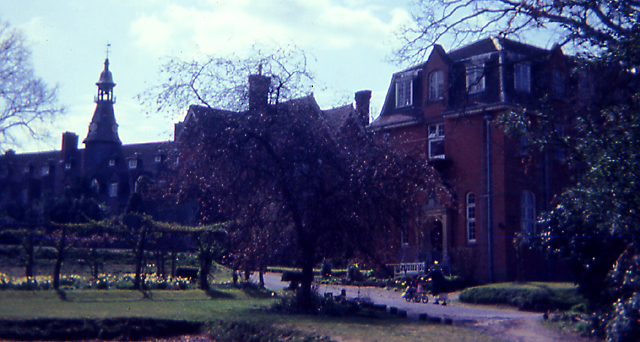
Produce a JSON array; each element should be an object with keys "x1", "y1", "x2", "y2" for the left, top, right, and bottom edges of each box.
[
  {"x1": 91, "y1": 179, "x2": 100, "y2": 193},
  {"x1": 395, "y1": 79, "x2": 413, "y2": 108},
  {"x1": 552, "y1": 70, "x2": 564, "y2": 99},
  {"x1": 109, "y1": 183, "x2": 118, "y2": 198},
  {"x1": 429, "y1": 70, "x2": 444, "y2": 100},
  {"x1": 514, "y1": 63, "x2": 531, "y2": 93},
  {"x1": 154, "y1": 155, "x2": 162, "y2": 163},
  {"x1": 466, "y1": 62, "x2": 485, "y2": 94},
  {"x1": 128, "y1": 159, "x2": 137, "y2": 169},
  {"x1": 401, "y1": 231, "x2": 409, "y2": 246},
  {"x1": 41, "y1": 165, "x2": 50, "y2": 176},
  {"x1": 65, "y1": 162, "x2": 72, "y2": 170},
  {"x1": 521, "y1": 191, "x2": 536, "y2": 235},
  {"x1": 466, "y1": 193, "x2": 476, "y2": 242},
  {"x1": 428, "y1": 123, "x2": 445, "y2": 159},
  {"x1": 109, "y1": 159, "x2": 115, "y2": 167}
]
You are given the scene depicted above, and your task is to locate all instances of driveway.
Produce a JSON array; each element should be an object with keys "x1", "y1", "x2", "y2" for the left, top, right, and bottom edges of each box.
[{"x1": 253, "y1": 272, "x2": 593, "y2": 342}]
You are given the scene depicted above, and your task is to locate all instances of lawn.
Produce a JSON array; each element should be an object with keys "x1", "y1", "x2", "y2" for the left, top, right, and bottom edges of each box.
[{"x1": 0, "y1": 289, "x2": 503, "y2": 342}]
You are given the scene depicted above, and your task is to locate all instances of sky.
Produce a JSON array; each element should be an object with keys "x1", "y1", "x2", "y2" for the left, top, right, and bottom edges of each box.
[{"x1": 1, "y1": 0, "x2": 418, "y2": 153}]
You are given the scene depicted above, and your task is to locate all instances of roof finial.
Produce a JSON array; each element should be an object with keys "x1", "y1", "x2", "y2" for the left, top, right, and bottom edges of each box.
[{"x1": 106, "y1": 42, "x2": 111, "y2": 59}]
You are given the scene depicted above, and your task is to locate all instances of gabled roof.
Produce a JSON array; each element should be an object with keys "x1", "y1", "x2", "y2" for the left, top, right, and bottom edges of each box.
[
  {"x1": 322, "y1": 104, "x2": 355, "y2": 133},
  {"x1": 447, "y1": 37, "x2": 550, "y2": 61}
]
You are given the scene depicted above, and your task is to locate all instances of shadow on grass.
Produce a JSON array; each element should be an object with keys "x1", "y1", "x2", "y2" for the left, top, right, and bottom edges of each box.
[
  {"x1": 55, "y1": 289, "x2": 67, "y2": 301},
  {"x1": 241, "y1": 284, "x2": 276, "y2": 299},
  {"x1": 205, "y1": 289, "x2": 235, "y2": 299}
]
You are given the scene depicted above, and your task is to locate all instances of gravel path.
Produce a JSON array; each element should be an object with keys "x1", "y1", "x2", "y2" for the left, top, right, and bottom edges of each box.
[{"x1": 255, "y1": 272, "x2": 595, "y2": 342}]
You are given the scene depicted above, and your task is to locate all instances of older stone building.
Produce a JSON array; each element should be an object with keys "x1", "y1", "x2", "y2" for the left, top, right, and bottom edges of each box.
[{"x1": 0, "y1": 58, "x2": 176, "y2": 213}]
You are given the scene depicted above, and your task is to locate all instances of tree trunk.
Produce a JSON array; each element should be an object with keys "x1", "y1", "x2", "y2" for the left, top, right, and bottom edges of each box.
[
  {"x1": 53, "y1": 227, "x2": 67, "y2": 289},
  {"x1": 298, "y1": 240, "x2": 315, "y2": 311},
  {"x1": 259, "y1": 263, "x2": 265, "y2": 288},
  {"x1": 25, "y1": 230, "x2": 35, "y2": 279},
  {"x1": 171, "y1": 239, "x2": 177, "y2": 279},
  {"x1": 134, "y1": 228, "x2": 147, "y2": 290},
  {"x1": 199, "y1": 251, "x2": 211, "y2": 290}
]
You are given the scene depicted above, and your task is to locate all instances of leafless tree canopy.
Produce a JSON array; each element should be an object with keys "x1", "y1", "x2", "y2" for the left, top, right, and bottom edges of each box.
[
  {"x1": 140, "y1": 43, "x2": 316, "y2": 119},
  {"x1": 396, "y1": 0, "x2": 640, "y2": 63},
  {"x1": 0, "y1": 21, "x2": 64, "y2": 149}
]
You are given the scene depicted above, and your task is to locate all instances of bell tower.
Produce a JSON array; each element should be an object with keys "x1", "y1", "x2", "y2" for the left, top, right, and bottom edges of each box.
[{"x1": 82, "y1": 56, "x2": 124, "y2": 192}]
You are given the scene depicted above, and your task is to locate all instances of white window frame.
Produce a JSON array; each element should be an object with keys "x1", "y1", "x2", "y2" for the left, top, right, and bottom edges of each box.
[
  {"x1": 395, "y1": 78, "x2": 413, "y2": 108},
  {"x1": 154, "y1": 155, "x2": 162, "y2": 163},
  {"x1": 466, "y1": 61, "x2": 485, "y2": 94},
  {"x1": 429, "y1": 70, "x2": 444, "y2": 100},
  {"x1": 428, "y1": 123, "x2": 445, "y2": 159},
  {"x1": 514, "y1": 62, "x2": 531, "y2": 93},
  {"x1": 109, "y1": 159, "x2": 116, "y2": 167},
  {"x1": 109, "y1": 183, "x2": 118, "y2": 198},
  {"x1": 65, "y1": 162, "x2": 72, "y2": 170},
  {"x1": 467, "y1": 192, "x2": 477, "y2": 243},
  {"x1": 521, "y1": 191, "x2": 536, "y2": 235},
  {"x1": 128, "y1": 159, "x2": 138, "y2": 169}
]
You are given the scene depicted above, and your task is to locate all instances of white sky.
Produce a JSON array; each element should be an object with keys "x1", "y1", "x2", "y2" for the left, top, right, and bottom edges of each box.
[{"x1": 2, "y1": 0, "x2": 416, "y2": 153}]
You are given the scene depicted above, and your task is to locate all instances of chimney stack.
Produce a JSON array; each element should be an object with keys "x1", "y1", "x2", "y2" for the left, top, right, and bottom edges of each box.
[
  {"x1": 355, "y1": 90, "x2": 371, "y2": 126},
  {"x1": 61, "y1": 132, "x2": 78, "y2": 160},
  {"x1": 248, "y1": 75, "x2": 271, "y2": 111}
]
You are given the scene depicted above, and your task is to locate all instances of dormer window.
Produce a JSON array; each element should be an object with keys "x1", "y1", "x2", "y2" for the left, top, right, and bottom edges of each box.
[
  {"x1": 41, "y1": 165, "x2": 50, "y2": 176},
  {"x1": 466, "y1": 61, "x2": 485, "y2": 94},
  {"x1": 154, "y1": 155, "x2": 163, "y2": 163},
  {"x1": 109, "y1": 159, "x2": 116, "y2": 167},
  {"x1": 514, "y1": 63, "x2": 531, "y2": 93},
  {"x1": 429, "y1": 70, "x2": 444, "y2": 100},
  {"x1": 128, "y1": 159, "x2": 138, "y2": 169},
  {"x1": 395, "y1": 78, "x2": 413, "y2": 108},
  {"x1": 65, "y1": 162, "x2": 72, "y2": 170}
]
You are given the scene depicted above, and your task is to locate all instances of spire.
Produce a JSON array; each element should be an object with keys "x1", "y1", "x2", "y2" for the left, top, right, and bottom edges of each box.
[{"x1": 96, "y1": 57, "x2": 115, "y2": 102}]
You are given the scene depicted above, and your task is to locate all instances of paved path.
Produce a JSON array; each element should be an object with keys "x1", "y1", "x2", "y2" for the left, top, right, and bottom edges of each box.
[{"x1": 253, "y1": 272, "x2": 592, "y2": 342}]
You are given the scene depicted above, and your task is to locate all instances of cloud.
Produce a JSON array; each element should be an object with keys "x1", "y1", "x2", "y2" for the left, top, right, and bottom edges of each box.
[{"x1": 130, "y1": 0, "x2": 410, "y2": 58}]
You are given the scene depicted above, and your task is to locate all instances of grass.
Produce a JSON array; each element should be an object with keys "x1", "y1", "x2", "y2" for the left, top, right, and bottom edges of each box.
[
  {"x1": 458, "y1": 282, "x2": 586, "y2": 312},
  {"x1": 0, "y1": 289, "x2": 502, "y2": 342}
]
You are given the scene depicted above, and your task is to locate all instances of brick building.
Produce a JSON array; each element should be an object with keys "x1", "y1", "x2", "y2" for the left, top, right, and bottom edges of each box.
[
  {"x1": 0, "y1": 58, "x2": 176, "y2": 213},
  {"x1": 369, "y1": 38, "x2": 572, "y2": 282}
]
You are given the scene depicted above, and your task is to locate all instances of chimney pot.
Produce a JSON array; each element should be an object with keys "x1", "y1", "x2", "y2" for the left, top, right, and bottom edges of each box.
[{"x1": 355, "y1": 90, "x2": 372, "y2": 126}]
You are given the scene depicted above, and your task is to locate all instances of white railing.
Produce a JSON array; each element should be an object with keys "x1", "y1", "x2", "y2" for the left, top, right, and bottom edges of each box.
[{"x1": 389, "y1": 262, "x2": 426, "y2": 278}]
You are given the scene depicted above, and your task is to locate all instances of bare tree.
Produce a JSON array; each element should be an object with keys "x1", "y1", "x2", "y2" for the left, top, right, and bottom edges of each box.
[
  {"x1": 140, "y1": 43, "x2": 316, "y2": 118},
  {"x1": 0, "y1": 21, "x2": 64, "y2": 149},
  {"x1": 396, "y1": 0, "x2": 639, "y2": 64}
]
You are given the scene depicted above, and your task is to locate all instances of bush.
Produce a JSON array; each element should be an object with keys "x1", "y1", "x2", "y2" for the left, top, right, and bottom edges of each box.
[
  {"x1": 321, "y1": 260, "x2": 331, "y2": 278},
  {"x1": 175, "y1": 266, "x2": 199, "y2": 283},
  {"x1": 206, "y1": 320, "x2": 331, "y2": 342},
  {"x1": 347, "y1": 264, "x2": 364, "y2": 282},
  {"x1": 281, "y1": 270, "x2": 303, "y2": 290},
  {"x1": 459, "y1": 282, "x2": 586, "y2": 312},
  {"x1": 0, "y1": 318, "x2": 202, "y2": 341}
]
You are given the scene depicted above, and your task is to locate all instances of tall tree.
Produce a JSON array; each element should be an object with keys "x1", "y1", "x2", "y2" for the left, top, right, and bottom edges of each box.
[
  {"x1": 0, "y1": 21, "x2": 64, "y2": 149},
  {"x1": 146, "y1": 45, "x2": 447, "y2": 310},
  {"x1": 396, "y1": 1, "x2": 640, "y2": 340}
]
